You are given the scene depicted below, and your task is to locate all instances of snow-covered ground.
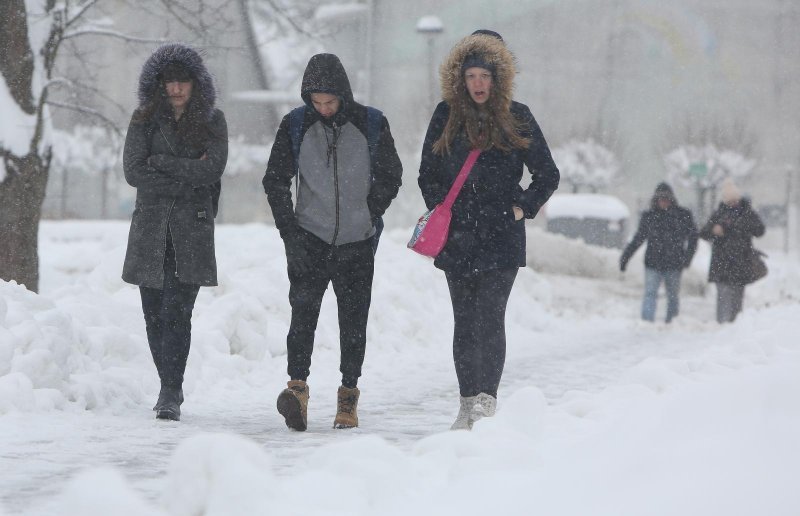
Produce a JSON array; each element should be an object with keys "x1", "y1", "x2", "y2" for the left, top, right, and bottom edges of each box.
[{"x1": 1, "y1": 221, "x2": 799, "y2": 516}]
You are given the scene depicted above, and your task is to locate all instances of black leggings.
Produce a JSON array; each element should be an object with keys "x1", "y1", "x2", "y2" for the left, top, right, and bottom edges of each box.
[
  {"x1": 139, "y1": 238, "x2": 200, "y2": 388},
  {"x1": 445, "y1": 267, "x2": 518, "y2": 398}
]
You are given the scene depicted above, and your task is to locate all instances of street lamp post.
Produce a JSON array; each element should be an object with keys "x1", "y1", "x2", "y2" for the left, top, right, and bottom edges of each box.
[{"x1": 416, "y1": 15, "x2": 444, "y2": 114}]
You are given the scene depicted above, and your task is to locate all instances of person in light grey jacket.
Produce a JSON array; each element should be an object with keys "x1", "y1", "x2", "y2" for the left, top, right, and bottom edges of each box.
[{"x1": 263, "y1": 53, "x2": 402, "y2": 432}]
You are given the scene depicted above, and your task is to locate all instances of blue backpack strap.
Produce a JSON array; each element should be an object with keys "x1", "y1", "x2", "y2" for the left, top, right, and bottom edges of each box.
[
  {"x1": 288, "y1": 105, "x2": 305, "y2": 175},
  {"x1": 365, "y1": 106, "x2": 383, "y2": 255}
]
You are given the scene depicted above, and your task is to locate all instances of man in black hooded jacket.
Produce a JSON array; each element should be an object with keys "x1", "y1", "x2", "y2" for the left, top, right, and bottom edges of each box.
[
  {"x1": 263, "y1": 53, "x2": 402, "y2": 431},
  {"x1": 620, "y1": 182, "x2": 698, "y2": 323}
]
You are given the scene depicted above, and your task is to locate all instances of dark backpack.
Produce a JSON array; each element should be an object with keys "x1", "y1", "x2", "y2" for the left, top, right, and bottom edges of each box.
[{"x1": 287, "y1": 105, "x2": 384, "y2": 254}]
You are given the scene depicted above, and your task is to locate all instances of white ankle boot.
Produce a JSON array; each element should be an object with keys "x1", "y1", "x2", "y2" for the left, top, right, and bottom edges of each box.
[
  {"x1": 450, "y1": 395, "x2": 477, "y2": 430},
  {"x1": 470, "y1": 392, "x2": 497, "y2": 424}
]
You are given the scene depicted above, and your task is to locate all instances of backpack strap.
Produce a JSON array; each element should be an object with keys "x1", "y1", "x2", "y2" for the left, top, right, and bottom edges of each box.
[
  {"x1": 291, "y1": 105, "x2": 381, "y2": 173},
  {"x1": 288, "y1": 104, "x2": 386, "y2": 255}
]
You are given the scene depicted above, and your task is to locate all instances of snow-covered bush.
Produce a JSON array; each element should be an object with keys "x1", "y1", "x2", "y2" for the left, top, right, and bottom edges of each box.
[
  {"x1": 663, "y1": 144, "x2": 755, "y2": 190},
  {"x1": 551, "y1": 138, "x2": 620, "y2": 193},
  {"x1": 663, "y1": 144, "x2": 755, "y2": 219}
]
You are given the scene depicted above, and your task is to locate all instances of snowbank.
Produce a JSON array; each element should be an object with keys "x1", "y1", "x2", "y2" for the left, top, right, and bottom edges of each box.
[
  {"x1": 47, "y1": 320, "x2": 800, "y2": 516},
  {"x1": 2, "y1": 221, "x2": 799, "y2": 515}
]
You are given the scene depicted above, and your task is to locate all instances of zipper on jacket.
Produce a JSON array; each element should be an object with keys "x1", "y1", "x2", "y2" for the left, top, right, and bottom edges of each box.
[
  {"x1": 471, "y1": 183, "x2": 478, "y2": 227},
  {"x1": 159, "y1": 124, "x2": 180, "y2": 279},
  {"x1": 329, "y1": 122, "x2": 341, "y2": 246},
  {"x1": 159, "y1": 126, "x2": 176, "y2": 155},
  {"x1": 164, "y1": 199, "x2": 178, "y2": 278}
]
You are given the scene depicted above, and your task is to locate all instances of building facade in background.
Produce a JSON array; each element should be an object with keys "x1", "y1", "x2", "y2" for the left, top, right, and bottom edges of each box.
[{"x1": 46, "y1": 0, "x2": 800, "y2": 235}]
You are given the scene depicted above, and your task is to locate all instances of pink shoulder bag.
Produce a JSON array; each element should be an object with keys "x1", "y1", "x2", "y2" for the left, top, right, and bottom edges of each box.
[{"x1": 408, "y1": 149, "x2": 482, "y2": 257}]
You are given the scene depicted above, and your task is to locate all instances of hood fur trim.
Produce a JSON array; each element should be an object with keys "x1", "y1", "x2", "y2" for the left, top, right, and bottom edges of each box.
[
  {"x1": 137, "y1": 43, "x2": 216, "y2": 120},
  {"x1": 439, "y1": 34, "x2": 516, "y2": 111}
]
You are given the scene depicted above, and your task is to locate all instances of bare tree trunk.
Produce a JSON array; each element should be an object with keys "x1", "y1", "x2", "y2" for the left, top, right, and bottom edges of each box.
[
  {"x1": 0, "y1": 154, "x2": 50, "y2": 292},
  {"x1": 0, "y1": 0, "x2": 35, "y2": 113},
  {"x1": 0, "y1": 0, "x2": 47, "y2": 292}
]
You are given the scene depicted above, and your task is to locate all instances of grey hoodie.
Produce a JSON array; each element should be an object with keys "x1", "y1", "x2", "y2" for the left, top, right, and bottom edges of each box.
[
  {"x1": 296, "y1": 54, "x2": 374, "y2": 245},
  {"x1": 263, "y1": 54, "x2": 403, "y2": 246}
]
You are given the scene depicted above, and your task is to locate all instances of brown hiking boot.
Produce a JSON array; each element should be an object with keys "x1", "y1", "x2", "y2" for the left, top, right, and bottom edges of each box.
[
  {"x1": 333, "y1": 386, "x2": 360, "y2": 429},
  {"x1": 277, "y1": 380, "x2": 309, "y2": 431}
]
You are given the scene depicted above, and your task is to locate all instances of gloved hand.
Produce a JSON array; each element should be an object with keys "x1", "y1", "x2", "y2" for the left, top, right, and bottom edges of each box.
[
  {"x1": 619, "y1": 256, "x2": 628, "y2": 272},
  {"x1": 284, "y1": 232, "x2": 314, "y2": 275}
]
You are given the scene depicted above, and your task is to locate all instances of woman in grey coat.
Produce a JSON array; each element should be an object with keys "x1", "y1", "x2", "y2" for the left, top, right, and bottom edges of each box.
[{"x1": 122, "y1": 43, "x2": 228, "y2": 420}]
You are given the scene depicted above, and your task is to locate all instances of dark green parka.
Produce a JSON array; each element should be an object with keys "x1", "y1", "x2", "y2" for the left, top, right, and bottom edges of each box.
[{"x1": 122, "y1": 44, "x2": 228, "y2": 288}]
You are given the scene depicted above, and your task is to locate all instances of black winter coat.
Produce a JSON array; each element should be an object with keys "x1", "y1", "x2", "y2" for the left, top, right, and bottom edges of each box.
[
  {"x1": 418, "y1": 101, "x2": 560, "y2": 274},
  {"x1": 122, "y1": 109, "x2": 228, "y2": 288},
  {"x1": 621, "y1": 205, "x2": 698, "y2": 271},
  {"x1": 699, "y1": 199, "x2": 765, "y2": 284}
]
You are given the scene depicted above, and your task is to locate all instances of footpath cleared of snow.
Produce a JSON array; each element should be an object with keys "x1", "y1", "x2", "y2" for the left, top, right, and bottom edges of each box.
[{"x1": 1, "y1": 221, "x2": 799, "y2": 516}]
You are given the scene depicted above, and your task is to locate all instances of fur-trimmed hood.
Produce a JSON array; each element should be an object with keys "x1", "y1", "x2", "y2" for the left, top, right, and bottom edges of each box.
[
  {"x1": 136, "y1": 43, "x2": 216, "y2": 120},
  {"x1": 439, "y1": 33, "x2": 516, "y2": 111}
]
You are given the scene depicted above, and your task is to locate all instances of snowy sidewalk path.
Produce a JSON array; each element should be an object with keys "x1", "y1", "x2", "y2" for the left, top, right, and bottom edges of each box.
[{"x1": 2, "y1": 296, "x2": 757, "y2": 515}]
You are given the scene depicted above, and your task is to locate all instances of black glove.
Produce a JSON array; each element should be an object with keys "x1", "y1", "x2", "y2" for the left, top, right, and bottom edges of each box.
[
  {"x1": 284, "y1": 232, "x2": 314, "y2": 275},
  {"x1": 619, "y1": 256, "x2": 628, "y2": 272}
]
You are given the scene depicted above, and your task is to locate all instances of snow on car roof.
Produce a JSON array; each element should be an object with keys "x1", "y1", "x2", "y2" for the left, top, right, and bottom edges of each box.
[{"x1": 544, "y1": 193, "x2": 631, "y2": 220}]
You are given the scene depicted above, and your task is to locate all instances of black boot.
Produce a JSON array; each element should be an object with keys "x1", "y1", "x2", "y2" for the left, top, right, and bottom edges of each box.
[
  {"x1": 155, "y1": 386, "x2": 183, "y2": 421},
  {"x1": 153, "y1": 386, "x2": 184, "y2": 411}
]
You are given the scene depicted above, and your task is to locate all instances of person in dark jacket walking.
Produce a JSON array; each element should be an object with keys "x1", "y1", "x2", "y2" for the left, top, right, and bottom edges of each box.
[
  {"x1": 619, "y1": 182, "x2": 698, "y2": 323},
  {"x1": 263, "y1": 53, "x2": 402, "y2": 431},
  {"x1": 699, "y1": 179, "x2": 765, "y2": 323},
  {"x1": 418, "y1": 30, "x2": 560, "y2": 430},
  {"x1": 122, "y1": 43, "x2": 228, "y2": 421}
]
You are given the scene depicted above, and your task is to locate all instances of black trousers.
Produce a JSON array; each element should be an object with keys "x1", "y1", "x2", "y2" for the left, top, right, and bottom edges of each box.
[
  {"x1": 287, "y1": 234, "x2": 374, "y2": 388},
  {"x1": 445, "y1": 267, "x2": 518, "y2": 398},
  {"x1": 139, "y1": 236, "x2": 200, "y2": 388}
]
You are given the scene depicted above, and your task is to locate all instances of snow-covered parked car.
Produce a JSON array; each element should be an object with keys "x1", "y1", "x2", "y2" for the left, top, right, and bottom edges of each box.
[{"x1": 543, "y1": 193, "x2": 630, "y2": 248}]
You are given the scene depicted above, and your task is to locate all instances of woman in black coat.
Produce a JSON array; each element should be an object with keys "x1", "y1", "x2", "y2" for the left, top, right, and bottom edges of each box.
[
  {"x1": 699, "y1": 179, "x2": 765, "y2": 323},
  {"x1": 122, "y1": 44, "x2": 228, "y2": 420},
  {"x1": 418, "y1": 30, "x2": 560, "y2": 430}
]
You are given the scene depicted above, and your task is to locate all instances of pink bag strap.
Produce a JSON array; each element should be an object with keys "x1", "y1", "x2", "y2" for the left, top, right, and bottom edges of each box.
[{"x1": 440, "y1": 149, "x2": 482, "y2": 210}]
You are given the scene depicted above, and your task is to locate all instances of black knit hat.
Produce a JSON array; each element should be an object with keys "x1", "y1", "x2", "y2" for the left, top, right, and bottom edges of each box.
[
  {"x1": 472, "y1": 29, "x2": 503, "y2": 41},
  {"x1": 461, "y1": 52, "x2": 495, "y2": 74},
  {"x1": 462, "y1": 30, "x2": 504, "y2": 74}
]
